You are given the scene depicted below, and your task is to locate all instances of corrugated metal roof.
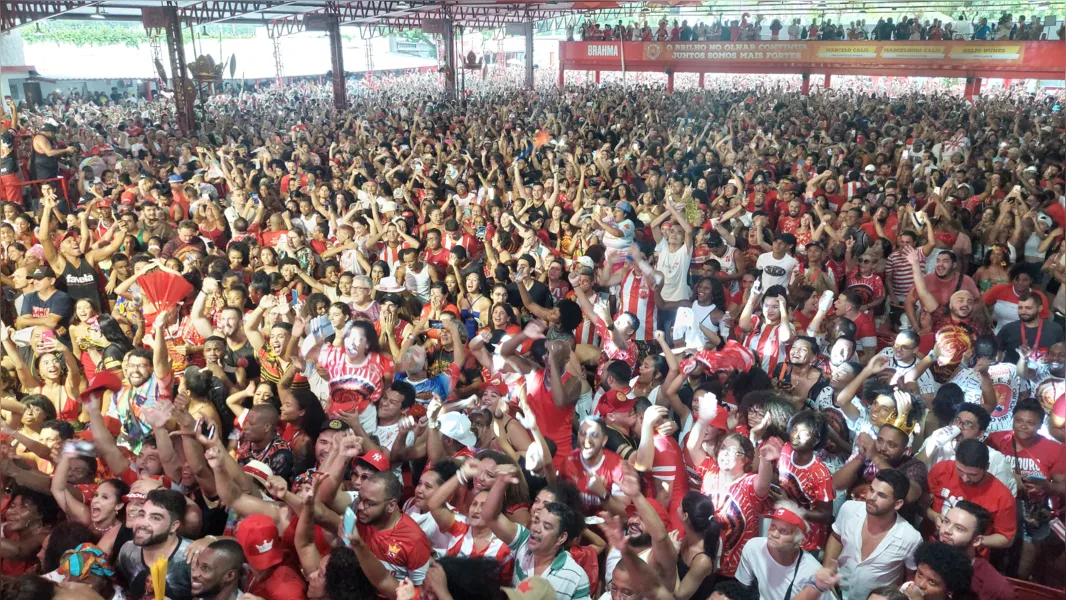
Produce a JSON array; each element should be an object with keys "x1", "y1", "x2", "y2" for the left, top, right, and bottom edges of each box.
[{"x1": 21, "y1": 33, "x2": 436, "y2": 80}]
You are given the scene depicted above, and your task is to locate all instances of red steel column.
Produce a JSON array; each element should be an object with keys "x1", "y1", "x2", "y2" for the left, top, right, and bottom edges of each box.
[
  {"x1": 801, "y1": 73, "x2": 810, "y2": 96},
  {"x1": 824, "y1": 73, "x2": 831, "y2": 89},
  {"x1": 558, "y1": 67, "x2": 564, "y2": 89},
  {"x1": 666, "y1": 71, "x2": 674, "y2": 93},
  {"x1": 595, "y1": 71, "x2": 600, "y2": 83},
  {"x1": 698, "y1": 72, "x2": 705, "y2": 89}
]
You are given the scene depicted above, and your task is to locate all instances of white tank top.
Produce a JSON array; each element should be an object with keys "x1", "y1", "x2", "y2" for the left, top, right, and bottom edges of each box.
[{"x1": 405, "y1": 265, "x2": 432, "y2": 303}]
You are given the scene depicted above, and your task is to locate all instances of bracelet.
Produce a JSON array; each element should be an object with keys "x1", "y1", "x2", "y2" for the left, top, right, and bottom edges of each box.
[{"x1": 456, "y1": 470, "x2": 468, "y2": 485}]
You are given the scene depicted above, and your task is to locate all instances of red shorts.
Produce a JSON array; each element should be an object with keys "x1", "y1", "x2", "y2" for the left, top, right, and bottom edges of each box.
[{"x1": 0, "y1": 173, "x2": 22, "y2": 204}]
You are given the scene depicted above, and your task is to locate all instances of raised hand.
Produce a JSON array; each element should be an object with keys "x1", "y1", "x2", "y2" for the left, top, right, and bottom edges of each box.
[
  {"x1": 758, "y1": 436, "x2": 783, "y2": 463},
  {"x1": 338, "y1": 433, "x2": 364, "y2": 459},
  {"x1": 264, "y1": 475, "x2": 289, "y2": 500}
]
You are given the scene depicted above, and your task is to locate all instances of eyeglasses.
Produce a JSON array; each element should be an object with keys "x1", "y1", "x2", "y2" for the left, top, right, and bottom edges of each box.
[
  {"x1": 952, "y1": 417, "x2": 979, "y2": 432},
  {"x1": 609, "y1": 584, "x2": 635, "y2": 600},
  {"x1": 894, "y1": 343, "x2": 917, "y2": 351}
]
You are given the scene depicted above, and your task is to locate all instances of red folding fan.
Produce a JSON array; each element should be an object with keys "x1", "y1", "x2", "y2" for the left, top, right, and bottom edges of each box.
[{"x1": 138, "y1": 270, "x2": 194, "y2": 320}]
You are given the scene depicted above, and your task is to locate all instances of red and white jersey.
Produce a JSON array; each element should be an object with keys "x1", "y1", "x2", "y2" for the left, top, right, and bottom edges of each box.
[
  {"x1": 618, "y1": 268, "x2": 657, "y2": 341},
  {"x1": 356, "y1": 514, "x2": 432, "y2": 584},
  {"x1": 699, "y1": 466, "x2": 767, "y2": 577},
  {"x1": 845, "y1": 269, "x2": 886, "y2": 308},
  {"x1": 316, "y1": 345, "x2": 384, "y2": 416},
  {"x1": 378, "y1": 241, "x2": 413, "y2": 269},
  {"x1": 777, "y1": 443, "x2": 834, "y2": 552},
  {"x1": 680, "y1": 431, "x2": 711, "y2": 490},
  {"x1": 716, "y1": 246, "x2": 742, "y2": 294},
  {"x1": 594, "y1": 317, "x2": 638, "y2": 379},
  {"x1": 643, "y1": 433, "x2": 688, "y2": 531},
  {"x1": 559, "y1": 450, "x2": 626, "y2": 514},
  {"x1": 567, "y1": 290, "x2": 602, "y2": 346},
  {"x1": 442, "y1": 520, "x2": 514, "y2": 582},
  {"x1": 743, "y1": 315, "x2": 787, "y2": 374}
]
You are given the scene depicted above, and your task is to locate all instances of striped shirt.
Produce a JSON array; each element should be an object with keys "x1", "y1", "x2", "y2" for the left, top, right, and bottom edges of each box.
[
  {"x1": 618, "y1": 268, "x2": 658, "y2": 341},
  {"x1": 885, "y1": 248, "x2": 926, "y2": 303},
  {"x1": 443, "y1": 520, "x2": 514, "y2": 582},
  {"x1": 508, "y1": 525, "x2": 591, "y2": 600}
]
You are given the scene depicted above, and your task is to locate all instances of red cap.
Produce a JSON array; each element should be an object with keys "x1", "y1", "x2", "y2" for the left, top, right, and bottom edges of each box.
[
  {"x1": 79, "y1": 370, "x2": 123, "y2": 402},
  {"x1": 707, "y1": 407, "x2": 729, "y2": 431},
  {"x1": 596, "y1": 389, "x2": 636, "y2": 417},
  {"x1": 355, "y1": 450, "x2": 390, "y2": 472},
  {"x1": 480, "y1": 375, "x2": 509, "y2": 397},
  {"x1": 625, "y1": 497, "x2": 670, "y2": 526},
  {"x1": 765, "y1": 506, "x2": 808, "y2": 533},
  {"x1": 236, "y1": 514, "x2": 286, "y2": 571}
]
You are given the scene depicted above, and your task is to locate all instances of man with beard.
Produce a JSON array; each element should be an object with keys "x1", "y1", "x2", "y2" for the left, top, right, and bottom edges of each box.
[
  {"x1": 116, "y1": 488, "x2": 193, "y2": 600},
  {"x1": 136, "y1": 201, "x2": 177, "y2": 245},
  {"x1": 190, "y1": 538, "x2": 244, "y2": 600},
  {"x1": 191, "y1": 278, "x2": 259, "y2": 384},
  {"x1": 823, "y1": 469, "x2": 921, "y2": 600},
  {"x1": 936, "y1": 502, "x2": 1016, "y2": 600},
  {"x1": 833, "y1": 422, "x2": 927, "y2": 507},
  {"x1": 604, "y1": 461, "x2": 674, "y2": 589},
  {"x1": 903, "y1": 247, "x2": 983, "y2": 337},
  {"x1": 983, "y1": 263, "x2": 1051, "y2": 333},
  {"x1": 923, "y1": 439, "x2": 1016, "y2": 552},
  {"x1": 342, "y1": 471, "x2": 432, "y2": 595},
  {"x1": 736, "y1": 502, "x2": 832, "y2": 600},
  {"x1": 772, "y1": 336, "x2": 834, "y2": 410},
  {"x1": 97, "y1": 312, "x2": 172, "y2": 453},
  {"x1": 484, "y1": 463, "x2": 591, "y2": 600},
  {"x1": 595, "y1": 361, "x2": 637, "y2": 459},
  {"x1": 997, "y1": 292, "x2": 1064, "y2": 361}
]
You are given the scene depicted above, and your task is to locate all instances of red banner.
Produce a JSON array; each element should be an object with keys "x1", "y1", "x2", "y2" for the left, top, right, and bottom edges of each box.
[{"x1": 560, "y1": 41, "x2": 1066, "y2": 79}]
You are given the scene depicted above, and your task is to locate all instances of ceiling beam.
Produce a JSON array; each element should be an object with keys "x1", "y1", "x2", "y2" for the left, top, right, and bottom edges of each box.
[
  {"x1": 0, "y1": 1, "x2": 102, "y2": 34},
  {"x1": 179, "y1": 0, "x2": 311, "y2": 26}
]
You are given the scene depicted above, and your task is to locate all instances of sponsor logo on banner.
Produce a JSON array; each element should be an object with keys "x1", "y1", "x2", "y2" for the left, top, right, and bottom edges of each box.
[
  {"x1": 949, "y1": 45, "x2": 1023, "y2": 60},
  {"x1": 816, "y1": 44, "x2": 878, "y2": 59},
  {"x1": 587, "y1": 45, "x2": 618, "y2": 57},
  {"x1": 881, "y1": 45, "x2": 946, "y2": 59}
]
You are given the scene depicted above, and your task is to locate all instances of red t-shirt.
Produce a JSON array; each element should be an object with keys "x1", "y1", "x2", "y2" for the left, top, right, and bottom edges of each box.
[
  {"x1": 986, "y1": 431, "x2": 1066, "y2": 507},
  {"x1": 248, "y1": 563, "x2": 308, "y2": 600},
  {"x1": 560, "y1": 450, "x2": 626, "y2": 514},
  {"x1": 356, "y1": 514, "x2": 433, "y2": 584},
  {"x1": 527, "y1": 368, "x2": 577, "y2": 471},
  {"x1": 927, "y1": 460, "x2": 1016, "y2": 546}
]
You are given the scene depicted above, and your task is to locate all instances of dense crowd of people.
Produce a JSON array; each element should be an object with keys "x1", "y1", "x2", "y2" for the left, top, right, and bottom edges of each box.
[
  {"x1": 576, "y1": 13, "x2": 1063, "y2": 42},
  {"x1": 0, "y1": 69, "x2": 1064, "y2": 600}
]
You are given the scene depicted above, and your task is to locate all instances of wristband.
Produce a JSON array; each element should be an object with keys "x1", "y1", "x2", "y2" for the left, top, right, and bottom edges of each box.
[{"x1": 456, "y1": 470, "x2": 468, "y2": 485}]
